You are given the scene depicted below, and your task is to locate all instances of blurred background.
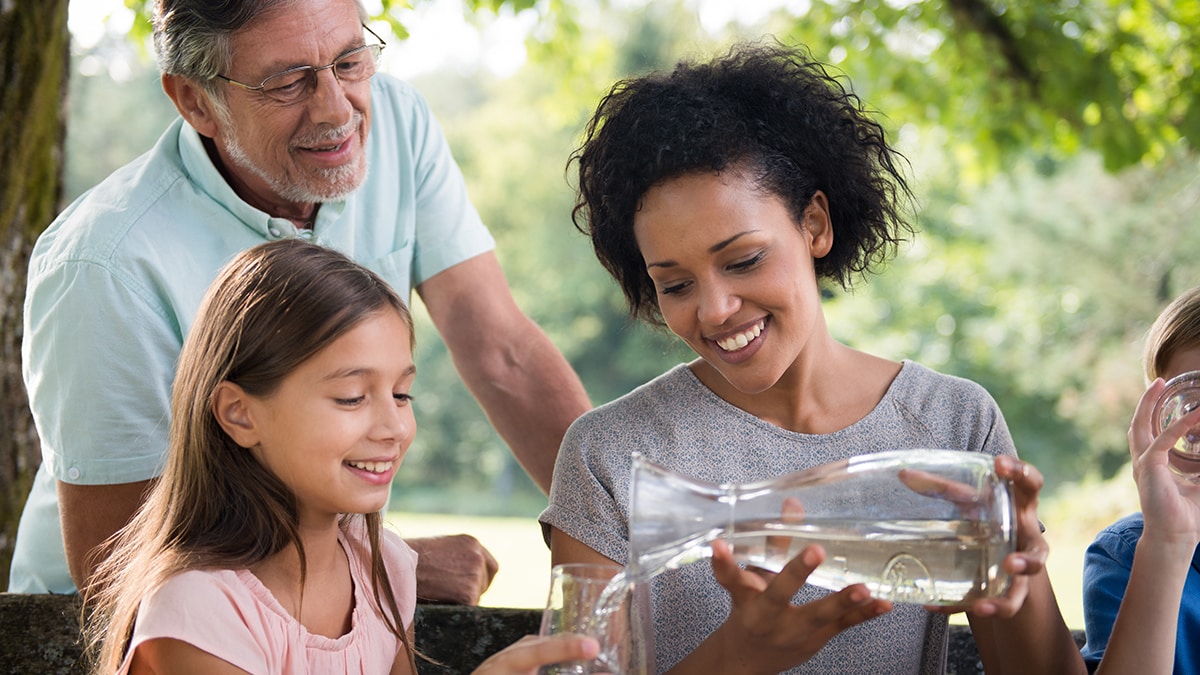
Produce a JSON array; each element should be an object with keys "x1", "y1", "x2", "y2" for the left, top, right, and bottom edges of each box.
[{"x1": 58, "y1": 0, "x2": 1200, "y2": 625}]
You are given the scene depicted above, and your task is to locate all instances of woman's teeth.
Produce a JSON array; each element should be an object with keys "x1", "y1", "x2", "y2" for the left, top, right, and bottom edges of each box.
[
  {"x1": 347, "y1": 460, "x2": 392, "y2": 474},
  {"x1": 716, "y1": 321, "x2": 763, "y2": 352}
]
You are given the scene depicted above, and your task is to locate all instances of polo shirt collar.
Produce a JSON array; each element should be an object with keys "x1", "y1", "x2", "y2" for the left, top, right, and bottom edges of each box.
[{"x1": 177, "y1": 123, "x2": 348, "y2": 240}]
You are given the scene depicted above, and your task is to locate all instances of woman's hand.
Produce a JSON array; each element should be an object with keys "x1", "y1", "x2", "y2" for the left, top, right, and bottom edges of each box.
[
  {"x1": 928, "y1": 455, "x2": 1047, "y2": 619},
  {"x1": 694, "y1": 540, "x2": 892, "y2": 674},
  {"x1": 471, "y1": 635, "x2": 600, "y2": 675}
]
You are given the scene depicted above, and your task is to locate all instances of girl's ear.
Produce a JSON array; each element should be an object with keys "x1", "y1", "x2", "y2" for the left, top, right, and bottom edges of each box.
[
  {"x1": 212, "y1": 381, "x2": 260, "y2": 448},
  {"x1": 804, "y1": 191, "x2": 834, "y2": 259}
]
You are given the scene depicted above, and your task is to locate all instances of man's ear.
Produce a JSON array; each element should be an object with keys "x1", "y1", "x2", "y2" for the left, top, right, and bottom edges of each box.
[
  {"x1": 804, "y1": 190, "x2": 834, "y2": 259},
  {"x1": 161, "y1": 73, "x2": 221, "y2": 139},
  {"x1": 212, "y1": 381, "x2": 260, "y2": 449}
]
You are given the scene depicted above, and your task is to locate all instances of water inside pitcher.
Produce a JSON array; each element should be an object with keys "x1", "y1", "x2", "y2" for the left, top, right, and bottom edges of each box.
[{"x1": 625, "y1": 449, "x2": 1016, "y2": 606}]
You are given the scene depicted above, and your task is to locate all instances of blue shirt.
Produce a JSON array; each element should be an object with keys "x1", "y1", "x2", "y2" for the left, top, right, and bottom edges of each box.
[
  {"x1": 11, "y1": 74, "x2": 494, "y2": 593},
  {"x1": 1081, "y1": 512, "x2": 1200, "y2": 674}
]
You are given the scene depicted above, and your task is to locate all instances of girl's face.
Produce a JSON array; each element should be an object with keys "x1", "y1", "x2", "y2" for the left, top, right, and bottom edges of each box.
[
  {"x1": 224, "y1": 308, "x2": 415, "y2": 528},
  {"x1": 633, "y1": 170, "x2": 833, "y2": 395},
  {"x1": 1163, "y1": 346, "x2": 1200, "y2": 380}
]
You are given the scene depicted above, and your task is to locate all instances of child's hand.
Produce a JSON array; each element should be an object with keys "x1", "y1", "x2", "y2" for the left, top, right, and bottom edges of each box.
[
  {"x1": 471, "y1": 634, "x2": 600, "y2": 675},
  {"x1": 930, "y1": 455, "x2": 1047, "y2": 619},
  {"x1": 1128, "y1": 378, "x2": 1200, "y2": 550},
  {"x1": 705, "y1": 539, "x2": 892, "y2": 673}
]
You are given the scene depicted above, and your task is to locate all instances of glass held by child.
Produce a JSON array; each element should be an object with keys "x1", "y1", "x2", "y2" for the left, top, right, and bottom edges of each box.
[
  {"x1": 82, "y1": 239, "x2": 598, "y2": 675},
  {"x1": 539, "y1": 40, "x2": 1085, "y2": 675},
  {"x1": 1082, "y1": 286, "x2": 1200, "y2": 674}
]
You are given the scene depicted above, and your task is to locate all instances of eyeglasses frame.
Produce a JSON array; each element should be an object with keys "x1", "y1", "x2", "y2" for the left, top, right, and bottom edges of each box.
[{"x1": 215, "y1": 23, "x2": 387, "y2": 105}]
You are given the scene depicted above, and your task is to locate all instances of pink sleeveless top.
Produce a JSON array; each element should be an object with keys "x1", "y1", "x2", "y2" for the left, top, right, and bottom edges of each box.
[{"x1": 118, "y1": 520, "x2": 417, "y2": 674}]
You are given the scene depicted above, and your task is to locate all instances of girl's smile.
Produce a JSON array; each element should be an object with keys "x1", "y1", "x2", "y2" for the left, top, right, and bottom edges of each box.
[{"x1": 219, "y1": 308, "x2": 416, "y2": 528}]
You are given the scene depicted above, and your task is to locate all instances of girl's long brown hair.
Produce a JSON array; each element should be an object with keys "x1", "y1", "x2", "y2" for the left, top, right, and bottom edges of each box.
[{"x1": 84, "y1": 239, "x2": 417, "y2": 673}]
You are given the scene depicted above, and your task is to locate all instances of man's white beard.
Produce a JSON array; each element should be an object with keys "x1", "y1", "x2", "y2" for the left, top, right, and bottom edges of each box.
[{"x1": 223, "y1": 112, "x2": 368, "y2": 205}]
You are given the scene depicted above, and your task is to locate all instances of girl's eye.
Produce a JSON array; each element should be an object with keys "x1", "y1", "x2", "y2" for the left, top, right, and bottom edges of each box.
[
  {"x1": 394, "y1": 393, "x2": 414, "y2": 405},
  {"x1": 728, "y1": 251, "x2": 765, "y2": 272},
  {"x1": 335, "y1": 396, "x2": 365, "y2": 406}
]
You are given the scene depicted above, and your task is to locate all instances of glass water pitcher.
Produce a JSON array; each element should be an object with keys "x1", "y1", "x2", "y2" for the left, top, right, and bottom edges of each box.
[{"x1": 627, "y1": 449, "x2": 1016, "y2": 606}]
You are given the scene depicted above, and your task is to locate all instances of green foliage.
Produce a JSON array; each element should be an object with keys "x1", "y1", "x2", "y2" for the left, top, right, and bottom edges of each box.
[
  {"x1": 78, "y1": 0, "x2": 1200, "y2": 514},
  {"x1": 529, "y1": 0, "x2": 1200, "y2": 174}
]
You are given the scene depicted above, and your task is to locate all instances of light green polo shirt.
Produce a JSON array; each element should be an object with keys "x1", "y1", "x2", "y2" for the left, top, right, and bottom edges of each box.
[{"x1": 10, "y1": 74, "x2": 494, "y2": 592}]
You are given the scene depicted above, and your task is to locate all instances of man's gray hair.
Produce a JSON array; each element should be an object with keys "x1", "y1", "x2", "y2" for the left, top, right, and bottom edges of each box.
[{"x1": 152, "y1": 0, "x2": 369, "y2": 96}]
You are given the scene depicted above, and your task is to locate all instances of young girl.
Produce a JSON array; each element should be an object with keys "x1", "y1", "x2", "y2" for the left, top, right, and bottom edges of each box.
[
  {"x1": 84, "y1": 239, "x2": 597, "y2": 674},
  {"x1": 1081, "y1": 286, "x2": 1200, "y2": 674},
  {"x1": 540, "y1": 42, "x2": 1084, "y2": 674}
]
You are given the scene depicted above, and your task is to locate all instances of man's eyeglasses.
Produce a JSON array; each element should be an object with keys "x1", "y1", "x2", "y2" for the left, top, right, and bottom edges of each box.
[{"x1": 216, "y1": 24, "x2": 387, "y2": 106}]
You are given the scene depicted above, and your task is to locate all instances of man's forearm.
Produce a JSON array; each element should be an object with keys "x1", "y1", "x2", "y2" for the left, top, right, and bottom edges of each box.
[{"x1": 456, "y1": 324, "x2": 590, "y2": 493}]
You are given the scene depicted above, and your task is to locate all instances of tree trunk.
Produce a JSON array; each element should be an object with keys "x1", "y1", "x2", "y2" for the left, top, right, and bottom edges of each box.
[{"x1": 0, "y1": 0, "x2": 70, "y2": 589}]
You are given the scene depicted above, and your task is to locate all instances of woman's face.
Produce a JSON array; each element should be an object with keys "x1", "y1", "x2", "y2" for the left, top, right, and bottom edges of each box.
[{"x1": 633, "y1": 170, "x2": 833, "y2": 395}]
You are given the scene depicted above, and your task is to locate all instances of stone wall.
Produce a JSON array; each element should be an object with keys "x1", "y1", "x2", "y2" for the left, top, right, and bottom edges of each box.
[{"x1": 0, "y1": 593, "x2": 1083, "y2": 674}]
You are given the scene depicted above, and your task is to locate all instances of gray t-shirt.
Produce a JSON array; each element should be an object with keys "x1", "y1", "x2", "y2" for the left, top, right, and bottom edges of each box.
[{"x1": 540, "y1": 361, "x2": 1016, "y2": 674}]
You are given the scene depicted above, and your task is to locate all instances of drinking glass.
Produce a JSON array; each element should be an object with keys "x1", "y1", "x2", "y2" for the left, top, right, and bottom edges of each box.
[
  {"x1": 538, "y1": 563, "x2": 649, "y2": 675},
  {"x1": 1152, "y1": 370, "x2": 1200, "y2": 479}
]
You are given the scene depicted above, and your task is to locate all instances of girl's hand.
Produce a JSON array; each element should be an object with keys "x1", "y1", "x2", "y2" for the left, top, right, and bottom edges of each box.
[
  {"x1": 704, "y1": 539, "x2": 892, "y2": 673},
  {"x1": 1128, "y1": 378, "x2": 1200, "y2": 550},
  {"x1": 929, "y1": 455, "x2": 1046, "y2": 619},
  {"x1": 471, "y1": 635, "x2": 600, "y2": 675}
]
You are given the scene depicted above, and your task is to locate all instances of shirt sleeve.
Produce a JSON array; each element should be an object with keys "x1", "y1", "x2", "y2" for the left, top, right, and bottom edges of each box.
[
  {"x1": 384, "y1": 78, "x2": 494, "y2": 286},
  {"x1": 121, "y1": 571, "x2": 269, "y2": 675},
  {"x1": 539, "y1": 411, "x2": 633, "y2": 564},
  {"x1": 1080, "y1": 523, "x2": 1138, "y2": 669},
  {"x1": 23, "y1": 257, "x2": 179, "y2": 484},
  {"x1": 381, "y1": 528, "x2": 419, "y2": 631}
]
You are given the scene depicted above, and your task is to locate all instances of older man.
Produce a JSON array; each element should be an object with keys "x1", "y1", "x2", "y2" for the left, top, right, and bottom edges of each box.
[{"x1": 11, "y1": 0, "x2": 590, "y2": 601}]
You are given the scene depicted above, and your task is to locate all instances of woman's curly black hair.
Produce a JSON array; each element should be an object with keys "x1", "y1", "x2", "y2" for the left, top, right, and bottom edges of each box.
[{"x1": 570, "y1": 41, "x2": 915, "y2": 326}]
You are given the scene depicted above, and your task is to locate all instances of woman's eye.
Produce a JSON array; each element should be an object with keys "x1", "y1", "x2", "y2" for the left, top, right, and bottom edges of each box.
[
  {"x1": 394, "y1": 393, "x2": 414, "y2": 405},
  {"x1": 728, "y1": 252, "x2": 765, "y2": 271},
  {"x1": 335, "y1": 396, "x2": 365, "y2": 406},
  {"x1": 659, "y1": 281, "x2": 689, "y2": 296}
]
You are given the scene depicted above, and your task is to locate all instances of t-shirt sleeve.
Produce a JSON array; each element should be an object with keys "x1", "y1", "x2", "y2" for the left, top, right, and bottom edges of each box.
[
  {"x1": 380, "y1": 529, "x2": 418, "y2": 630},
  {"x1": 120, "y1": 571, "x2": 269, "y2": 675},
  {"x1": 1080, "y1": 524, "x2": 1137, "y2": 669},
  {"x1": 539, "y1": 412, "x2": 632, "y2": 564},
  {"x1": 23, "y1": 257, "x2": 179, "y2": 485}
]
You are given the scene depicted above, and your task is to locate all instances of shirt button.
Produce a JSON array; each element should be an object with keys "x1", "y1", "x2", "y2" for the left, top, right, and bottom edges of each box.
[
  {"x1": 268, "y1": 226, "x2": 282, "y2": 237},
  {"x1": 67, "y1": 467, "x2": 81, "y2": 481}
]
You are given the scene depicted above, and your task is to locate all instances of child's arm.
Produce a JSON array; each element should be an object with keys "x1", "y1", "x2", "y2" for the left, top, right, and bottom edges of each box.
[
  {"x1": 957, "y1": 456, "x2": 1087, "y2": 675},
  {"x1": 128, "y1": 638, "x2": 251, "y2": 675},
  {"x1": 470, "y1": 635, "x2": 601, "y2": 674},
  {"x1": 1092, "y1": 380, "x2": 1200, "y2": 674},
  {"x1": 390, "y1": 626, "x2": 418, "y2": 675}
]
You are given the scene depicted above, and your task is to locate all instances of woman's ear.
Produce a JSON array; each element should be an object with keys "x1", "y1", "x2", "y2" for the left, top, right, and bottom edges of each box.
[
  {"x1": 161, "y1": 73, "x2": 221, "y2": 139},
  {"x1": 804, "y1": 191, "x2": 834, "y2": 259},
  {"x1": 212, "y1": 381, "x2": 259, "y2": 449}
]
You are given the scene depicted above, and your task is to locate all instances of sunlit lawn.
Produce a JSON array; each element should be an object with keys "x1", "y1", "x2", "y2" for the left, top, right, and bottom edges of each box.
[
  {"x1": 390, "y1": 504, "x2": 1106, "y2": 630},
  {"x1": 387, "y1": 511, "x2": 551, "y2": 609}
]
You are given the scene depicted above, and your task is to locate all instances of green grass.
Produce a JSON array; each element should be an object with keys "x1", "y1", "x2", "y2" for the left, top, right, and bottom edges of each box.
[{"x1": 390, "y1": 473, "x2": 1141, "y2": 628}]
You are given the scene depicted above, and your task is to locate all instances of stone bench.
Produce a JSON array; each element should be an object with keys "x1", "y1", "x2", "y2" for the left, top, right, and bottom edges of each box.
[{"x1": 0, "y1": 593, "x2": 1083, "y2": 673}]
